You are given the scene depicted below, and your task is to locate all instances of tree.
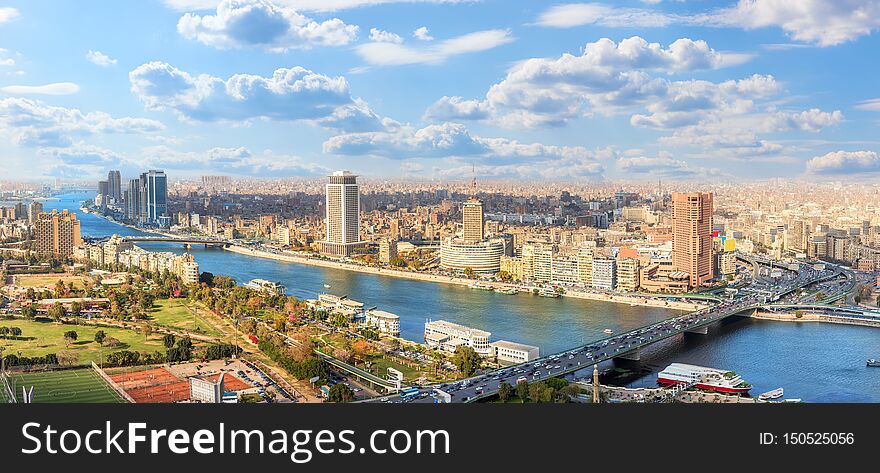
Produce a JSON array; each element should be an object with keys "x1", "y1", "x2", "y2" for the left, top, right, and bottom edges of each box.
[
  {"x1": 516, "y1": 380, "x2": 529, "y2": 403},
  {"x1": 463, "y1": 267, "x2": 475, "y2": 279},
  {"x1": 451, "y1": 345, "x2": 481, "y2": 376},
  {"x1": 48, "y1": 302, "x2": 66, "y2": 323},
  {"x1": 70, "y1": 301, "x2": 83, "y2": 319},
  {"x1": 0, "y1": 326, "x2": 9, "y2": 339},
  {"x1": 328, "y1": 383, "x2": 355, "y2": 403},
  {"x1": 21, "y1": 304, "x2": 36, "y2": 319},
  {"x1": 163, "y1": 334, "x2": 177, "y2": 349},
  {"x1": 10, "y1": 327, "x2": 21, "y2": 338},
  {"x1": 63, "y1": 330, "x2": 78, "y2": 347},
  {"x1": 94, "y1": 330, "x2": 106, "y2": 345},
  {"x1": 498, "y1": 382, "x2": 513, "y2": 402},
  {"x1": 57, "y1": 350, "x2": 79, "y2": 366}
]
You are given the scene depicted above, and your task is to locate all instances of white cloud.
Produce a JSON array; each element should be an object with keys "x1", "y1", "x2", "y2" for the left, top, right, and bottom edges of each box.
[
  {"x1": 177, "y1": 0, "x2": 359, "y2": 52},
  {"x1": 535, "y1": 1, "x2": 880, "y2": 47},
  {"x1": 807, "y1": 150, "x2": 880, "y2": 174},
  {"x1": 0, "y1": 48, "x2": 15, "y2": 67},
  {"x1": 704, "y1": 0, "x2": 880, "y2": 47},
  {"x1": 129, "y1": 61, "x2": 384, "y2": 131},
  {"x1": 86, "y1": 50, "x2": 117, "y2": 67},
  {"x1": 323, "y1": 121, "x2": 604, "y2": 174},
  {"x1": 617, "y1": 153, "x2": 723, "y2": 178},
  {"x1": 369, "y1": 27, "x2": 403, "y2": 43},
  {"x1": 0, "y1": 82, "x2": 81, "y2": 96},
  {"x1": 855, "y1": 98, "x2": 880, "y2": 111},
  {"x1": 355, "y1": 29, "x2": 513, "y2": 66},
  {"x1": 0, "y1": 97, "x2": 165, "y2": 148},
  {"x1": 423, "y1": 96, "x2": 489, "y2": 121},
  {"x1": 0, "y1": 7, "x2": 19, "y2": 24},
  {"x1": 141, "y1": 145, "x2": 327, "y2": 175},
  {"x1": 425, "y1": 36, "x2": 747, "y2": 127},
  {"x1": 413, "y1": 26, "x2": 433, "y2": 41},
  {"x1": 163, "y1": 0, "x2": 474, "y2": 13},
  {"x1": 535, "y1": 3, "x2": 679, "y2": 28}
]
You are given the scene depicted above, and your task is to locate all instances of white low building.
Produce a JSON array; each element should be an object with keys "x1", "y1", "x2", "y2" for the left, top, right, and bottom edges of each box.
[
  {"x1": 424, "y1": 320, "x2": 491, "y2": 356},
  {"x1": 365, "y1": 309, "x2": 400, "y2": 336},
  {"x1": 490, "y1": 340, "x2": 540, "y2": 364}
]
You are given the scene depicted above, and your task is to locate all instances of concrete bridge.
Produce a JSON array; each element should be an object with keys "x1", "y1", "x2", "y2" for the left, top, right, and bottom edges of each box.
[
  {"x1": 364, "y1": 260, "x2": 847, "y2": 403},
  {"x1": 121, "y1": 236, "x2": 230, "y2": 248}
]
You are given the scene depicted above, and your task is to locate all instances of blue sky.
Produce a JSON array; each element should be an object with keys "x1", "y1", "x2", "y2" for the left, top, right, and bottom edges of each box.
[{"x1": 1, "y1": 0, "x2": 879, "y2": 182}]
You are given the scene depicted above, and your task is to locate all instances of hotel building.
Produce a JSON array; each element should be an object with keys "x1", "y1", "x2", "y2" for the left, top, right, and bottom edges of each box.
[
  {"x1": 672, "y1": 192, "x2": 714, "y2": 287},
  {"x1": 321, "y1": 171, "x2": 364, "y2": 257}
]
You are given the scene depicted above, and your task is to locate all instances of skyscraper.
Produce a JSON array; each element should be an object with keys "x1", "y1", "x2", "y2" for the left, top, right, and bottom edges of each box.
[
  {"x1": 27, "y1": 201, "x2": 43, "y2": 224},
  {"x1": 321, "y1": 171, "x2": 362, "y2": 256},
  {"x1": 108, "y1": 170, "x2": 122, "y2": 202},
  {"x1": 33, "y1": 210, "x2": 82, "y2": 258},
  {"x1": 141, "y1": 170, "x2": 167, "y2": 225},
  {"x1": 672, "y1": 192, "x2": 714, "y2": 288},
  {"x1": 461, "y1": 178, "x2": 485, "y2": 243},
  {"x1": 126, "y1": 178, "x2": 142, "y2": 222},
  {"x1": 97, "y1": 180, "x2": 109, "y2": 200}
]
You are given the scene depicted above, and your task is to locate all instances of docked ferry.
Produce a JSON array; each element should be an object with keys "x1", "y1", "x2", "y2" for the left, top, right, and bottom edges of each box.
[
  {"x1": 468, "y1": 282, "x2": 495, "y2": 291},
  {"x1": 657, "y1": 363, "x2": 752, "y2": 394},
  {"x1": 495, "y1": 287, "x2": 519, "y2": 295},
  {"x1": 758, "y1": 388, "x2": 784, "y2": 400}
]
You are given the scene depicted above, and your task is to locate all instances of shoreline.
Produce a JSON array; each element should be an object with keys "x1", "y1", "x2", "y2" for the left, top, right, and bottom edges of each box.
[
  {"x1": 751, "y1": 310, "x2": 880, "y2": 328},
  {"x1": 82, "y1": 202, "x2": 700, "y2": 312},
  {"x1": 225, "y1": 245, "x2": 701, "y2": 311}
]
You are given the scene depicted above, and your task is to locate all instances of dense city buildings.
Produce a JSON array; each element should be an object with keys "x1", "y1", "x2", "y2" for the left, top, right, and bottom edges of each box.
[{"x1": 33, "y1": 210, "x2": 82, "y2": 258}]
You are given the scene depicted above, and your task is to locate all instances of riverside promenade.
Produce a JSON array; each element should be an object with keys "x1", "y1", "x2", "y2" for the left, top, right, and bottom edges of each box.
[{"x1": 225, "y1": 244, "x2": 703, "y2": 311}]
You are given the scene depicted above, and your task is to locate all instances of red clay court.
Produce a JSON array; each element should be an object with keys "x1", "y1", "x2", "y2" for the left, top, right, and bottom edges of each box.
[{"x1": 109, "y1": 367, "x2": 252, "y2": 403}]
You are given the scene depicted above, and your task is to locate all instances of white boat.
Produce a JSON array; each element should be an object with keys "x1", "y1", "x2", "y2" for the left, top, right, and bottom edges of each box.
[
  {"x1": 324, "y1": 284, "x2": 331, "y2": 289},
  {"x1": 468, "y1": 282, "x2": 495, "y2": 291},
  {"x1": 657, "y1": 363, "x2": 752, "y2": 394},
  {"x1": 603, "y1": 329, "x2": 613, "y2": 335},
  {"x1": 758, "y1": 387, "x2": 784, "y2": 401}
]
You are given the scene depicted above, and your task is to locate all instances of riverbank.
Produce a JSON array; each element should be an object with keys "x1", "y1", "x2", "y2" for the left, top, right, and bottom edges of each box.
[
  {"x1": 752, "y1": 309, "x2": 880, "y2": 328},
  {"x1": 225, "y1": 244, "x2": 700, "y2": 311}
]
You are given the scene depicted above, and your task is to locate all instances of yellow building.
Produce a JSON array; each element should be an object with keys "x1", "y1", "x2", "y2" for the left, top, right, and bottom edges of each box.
[
  {"x1": 616, "y1": 258, "x2": 640, "y2": 292},
  {"x1": 33, "y1": 210, "x2": 82, "y2": 258}
]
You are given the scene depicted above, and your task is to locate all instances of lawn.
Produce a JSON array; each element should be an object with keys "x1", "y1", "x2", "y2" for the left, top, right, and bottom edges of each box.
[
  {"x1": 0, "y1": 318, "x2": 167, "y2": 365},
  {"x1": 0, "y1": 368, "x2": 125, "y2": 403},
  {"x1": 13, "y1": 274, "x2": 86, "y2": 290},
  {"x1": 146, "y1": 299, "x2": 224, "y2": 337}
]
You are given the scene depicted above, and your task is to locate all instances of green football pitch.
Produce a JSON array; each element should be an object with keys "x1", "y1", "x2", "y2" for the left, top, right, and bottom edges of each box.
[{"x1": 1, "y1": 368, "x2": 126, "y2": 403}]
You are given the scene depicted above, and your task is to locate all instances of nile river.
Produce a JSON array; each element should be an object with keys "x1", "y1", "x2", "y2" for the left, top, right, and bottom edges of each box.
[{"x1": 39, "y1": 192, "x2": 880, "y2": 402}]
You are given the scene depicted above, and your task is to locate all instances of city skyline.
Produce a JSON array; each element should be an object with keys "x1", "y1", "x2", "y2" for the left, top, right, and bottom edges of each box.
[{"x1": 0, "y1": 0, "x2": 879, "y2": 182}]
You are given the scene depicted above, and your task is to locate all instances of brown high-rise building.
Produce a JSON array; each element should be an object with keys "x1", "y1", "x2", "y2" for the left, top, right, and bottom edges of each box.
[
  {"x1": 33, "y1": 210, "x2": 82, "y2": 258},
  {"x1": 672, "y1": 192, "x2": 714, "y2": 288},
  {"x1": 461, "y1": 198, "x2": 485, "y2": 243}
]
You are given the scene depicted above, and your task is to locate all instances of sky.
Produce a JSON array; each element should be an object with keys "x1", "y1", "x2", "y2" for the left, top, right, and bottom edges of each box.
[{"x1": 1, "y1": 0, "x2": 879, "y2": 183}]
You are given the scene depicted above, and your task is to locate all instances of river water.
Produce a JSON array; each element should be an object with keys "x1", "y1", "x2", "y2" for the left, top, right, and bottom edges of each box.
[{"x1": 36, "y1": 192, "x2": 880, "y2": 402}]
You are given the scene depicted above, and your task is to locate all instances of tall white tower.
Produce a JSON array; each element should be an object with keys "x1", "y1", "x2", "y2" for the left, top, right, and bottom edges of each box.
[{"x1": 322, "y1": 171, "x2": 363, "y2": 257}]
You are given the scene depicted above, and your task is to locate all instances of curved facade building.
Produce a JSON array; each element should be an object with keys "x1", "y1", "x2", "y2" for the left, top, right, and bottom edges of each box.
[{"x1": 440, "y1": 237, "x2": 505, "y2": 274}]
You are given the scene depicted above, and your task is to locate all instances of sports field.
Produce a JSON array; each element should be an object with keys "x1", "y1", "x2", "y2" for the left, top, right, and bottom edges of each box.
[
  {"x1": 1, "y1": 368, "x2": 126, "y2": 403},
  {"x1": 13, "y1": 274, "x2": 87, "y2": 290}
]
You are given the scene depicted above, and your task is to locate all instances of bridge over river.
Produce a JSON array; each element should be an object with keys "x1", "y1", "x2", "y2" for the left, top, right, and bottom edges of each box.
[{"x1": 362, "y1": 260, "x2": 848, "y2": 403}]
